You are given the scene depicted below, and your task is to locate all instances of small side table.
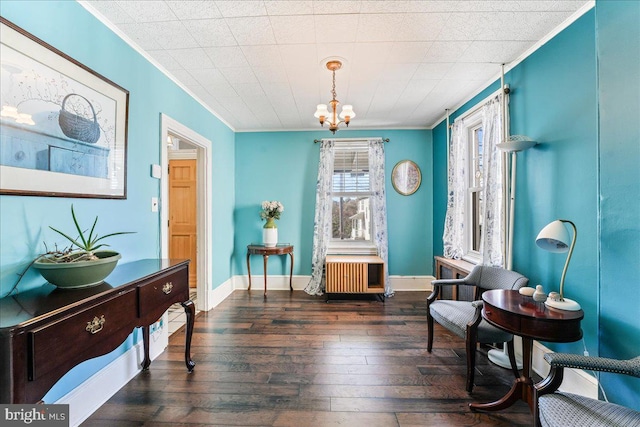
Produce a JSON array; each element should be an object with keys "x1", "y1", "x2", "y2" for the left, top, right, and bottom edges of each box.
[
  {"x1": 246, "y1": 244, "x2": 294, "y2": 298},
  {"x1": 469, "y1": 289, "x2": 583, "y2": 413}
]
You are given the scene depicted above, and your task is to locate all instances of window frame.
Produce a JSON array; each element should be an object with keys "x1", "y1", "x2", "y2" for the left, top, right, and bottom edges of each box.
[
  {"x1": 328, "y1": 140, "x2": 377, "y2": 255},
  {"x1": 462, "y1": 109, "x2": 484, "y2": 264}
]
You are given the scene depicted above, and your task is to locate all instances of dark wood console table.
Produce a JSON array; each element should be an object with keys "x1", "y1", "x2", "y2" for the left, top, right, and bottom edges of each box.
[
  {"x1": 246, "y1": 244, "x2": 294, "y2": 297},
  {"x1": 469, "y1": 289, "x2": 583, "y2": 413},
  {"x1": 0, "y1": 259, "x2": 195, "y2": 404}
]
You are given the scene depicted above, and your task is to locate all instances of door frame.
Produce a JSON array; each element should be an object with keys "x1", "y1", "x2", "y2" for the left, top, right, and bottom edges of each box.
[{"x1": 160, "y1": 113, "x2": 212, "y2": 312}]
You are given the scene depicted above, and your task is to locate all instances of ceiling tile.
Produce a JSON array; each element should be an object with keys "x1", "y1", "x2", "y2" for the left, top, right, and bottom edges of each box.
[
  {"x1": 413, "y1": 63, "x2": 454, "y2": 80},
  {"x1": 116, "y1": 23, "x2": 162, "y2": 50},
  {"x1": 226, "y1": 17, "x2": 277, "y2": 45},
  {"x1": 233, "y1": 82, "x2": 266, "y2": 98},
  {"x1": 252, "y1": 66, "x2": 290, "y2": 84},
  {"x1": 356, "y1": 14, "x2": 405, "y2": 42},
  {"x1": 459, "y1": 41, "x2": 534, "y2": 63},
  {"x1": 147, "y1": 50, "x2": 183, "y2": 71},
  {"x1": 265, "y1": 1, "x2": 314, "y2": 15},
  {"x1": 387, "y1": 42, "x2": 432, "y2": 63},
  {"x1": 115, "y1": 0, "x2": 176, "y2": 22},
  {"x1": 205, "y1": 81, "x2": 239, "y2": 98},
  {"x1": 139, "y1": 21, "x2": 199, "y2": 49},
  {"x1": 189, "y1": 68, "x2": 228, "y2": 86},
  {"x1": 270, "y1": 15, "x2": 317, "y2": 44},
  {"x1": 313, "y1": 1, "x2": 362, "y2": 14},
  {"x1": 395, "y1": 13, "x2": 449, "y2": 41},
  {"x1": 424, "y1": 41, "x2": 472, "y2": 62},
  {"x1": 204, "y1": 47, "x2": 249, "y2": 68},
  {"x1": 214, "y1": 1, "x2": 267, "y2": 17},
  {"x1": 167, "y1": 48, "x2": 215, "y2": 70},
  {"x1": 219, "y1": 67, "x2": 259, "y2": 84},
  {"x1": 314, "y1": 15, "x2": 360, "y2": 43},
  {"x1": 241, "y1": 45, "x2": 284, "y2": 67},
  {"x1": 185, "y1": 19, "x2": 237, "y2": 47},
  {"x1": 166, "y1": 1, "x2": 222, "y2": 19}
]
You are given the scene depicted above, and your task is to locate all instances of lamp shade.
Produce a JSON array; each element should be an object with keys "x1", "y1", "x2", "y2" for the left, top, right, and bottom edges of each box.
[
  {"x1": 339, "y1": 105, "x2": 355, "y2": 119},
  {"x1": 536, "y1": 220, "x2": 571, "y2": 253},
  {"x1": 314, "y1": 104, "x2": 329, "y2": 118}
]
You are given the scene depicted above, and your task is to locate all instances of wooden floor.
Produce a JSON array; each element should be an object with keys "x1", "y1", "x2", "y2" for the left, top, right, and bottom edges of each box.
[{"x1": 84, "y1": 291, "x2": 532, "y2": 426}]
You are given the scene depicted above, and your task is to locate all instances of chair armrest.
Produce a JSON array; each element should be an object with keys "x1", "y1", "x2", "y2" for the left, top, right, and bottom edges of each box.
[
  {"x1": 471, "y1": 300, "x2": 483, "y2": 309},
  {"x1": 431, "y1": 278, "x2": 466, "y2": 287},
  {"x1": 544, "y1": 353, "x2": 640, "y2": 378}
]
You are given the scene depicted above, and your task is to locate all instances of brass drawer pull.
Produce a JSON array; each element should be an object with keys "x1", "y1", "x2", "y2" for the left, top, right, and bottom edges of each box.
[
  {"x1": 162, "y1": 282, "x2": 173, "y2": 294},
  {"x1": 86, "y1": 315, "x2": 105, "y2": 334}
]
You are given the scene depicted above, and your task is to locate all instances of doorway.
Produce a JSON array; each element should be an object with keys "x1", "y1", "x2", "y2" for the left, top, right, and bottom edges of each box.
[{"x1": 160, "y1": 114, "x2": 212, "y2": 319}]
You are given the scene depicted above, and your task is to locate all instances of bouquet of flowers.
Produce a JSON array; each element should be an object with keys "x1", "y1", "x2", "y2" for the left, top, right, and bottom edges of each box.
[{"x1": 260, "y1": 200, "x2": 284, "y2": 221}]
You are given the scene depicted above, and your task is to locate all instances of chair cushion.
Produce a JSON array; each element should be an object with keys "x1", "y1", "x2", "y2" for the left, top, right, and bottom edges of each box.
[
  {"x1": 539, "y1": 392, "x2": 640, "y2": 427},
  {"x1": 429, "y1": 300, "x2": 512, "y2": 343}
]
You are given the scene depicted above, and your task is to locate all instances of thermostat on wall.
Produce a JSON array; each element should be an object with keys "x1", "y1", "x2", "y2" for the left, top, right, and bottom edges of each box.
[{"x1": 151, "y1": 164, "x2": 162, "y2": 179}]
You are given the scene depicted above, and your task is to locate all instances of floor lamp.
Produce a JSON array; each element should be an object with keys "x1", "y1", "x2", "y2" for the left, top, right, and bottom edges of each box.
[{"x1": 488, "y1": 135, "x2": 536, "y2": 369}]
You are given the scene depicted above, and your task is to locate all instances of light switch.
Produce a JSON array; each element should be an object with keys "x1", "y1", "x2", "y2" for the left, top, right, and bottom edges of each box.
[{"x1": 151, "y1": 197, "x2": 158, "y2": 212}]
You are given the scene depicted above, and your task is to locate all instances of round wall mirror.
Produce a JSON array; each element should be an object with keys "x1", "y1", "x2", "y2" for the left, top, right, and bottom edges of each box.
[{"x1": 391, "y1": 160, "x2": 421, "y2": 196}]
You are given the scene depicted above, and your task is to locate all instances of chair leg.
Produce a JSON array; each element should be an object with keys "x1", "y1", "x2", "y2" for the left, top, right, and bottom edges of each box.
[
  {"x1": 427, "y1": 310, "x2": 434, "y2": 352},
  {"x1": 506, "y1": 340, "x2": 519, "y2": 379},
  {"x1": 466, "y1": 331, "x2": 478, "y2": 393}
]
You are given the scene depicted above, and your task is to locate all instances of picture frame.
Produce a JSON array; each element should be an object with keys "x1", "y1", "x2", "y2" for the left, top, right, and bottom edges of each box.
[
  {"x1": 391, "y1": 160, "x2": 421, "y2": 196},
  {"x1": 0, "y1": 17, "x2": 129, "y2": 198}
]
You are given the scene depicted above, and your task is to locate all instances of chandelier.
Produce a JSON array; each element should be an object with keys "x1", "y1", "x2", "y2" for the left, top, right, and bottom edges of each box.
[{"x1": 314, "y1": 60, "x2": 355, "y2": 134}]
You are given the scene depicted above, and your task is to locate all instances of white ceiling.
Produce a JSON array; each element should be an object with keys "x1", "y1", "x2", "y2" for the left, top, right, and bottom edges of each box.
[{"x1": 83, "y1": 0, "x2": 591, "y2": 132}]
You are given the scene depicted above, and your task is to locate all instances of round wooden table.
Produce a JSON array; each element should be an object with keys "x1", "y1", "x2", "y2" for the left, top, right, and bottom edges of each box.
[{"x1": 469, "y1": 289, "x2": 583, "y2": 413}]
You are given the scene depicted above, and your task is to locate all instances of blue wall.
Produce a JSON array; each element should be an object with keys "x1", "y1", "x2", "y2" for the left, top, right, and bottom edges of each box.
[
  {"x1": 235, "y1": 129, "x2": 433, "y2": 279},
  {"x1": 596, "y1": 0, "x2": 640, "y2": 408},
  {"x1": 432, "y1": 4, "x2": 639, "y2": 409},
  {"x1": 0, "y1": 1, "x2": 235, "y2": 402}
]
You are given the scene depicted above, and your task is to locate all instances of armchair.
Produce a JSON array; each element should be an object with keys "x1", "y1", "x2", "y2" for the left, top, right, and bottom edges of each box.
[
  {"x1": 534, "y1": 353, "x2": 640, "y2": 427},
  {"x1": 426, "y1": 264, "x2": 529, "y2": 392}
]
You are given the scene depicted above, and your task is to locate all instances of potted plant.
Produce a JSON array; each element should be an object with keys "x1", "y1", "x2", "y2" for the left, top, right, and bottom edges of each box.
[{"x1": 33, "y1": 205, "x2": 134, "y2": 289}]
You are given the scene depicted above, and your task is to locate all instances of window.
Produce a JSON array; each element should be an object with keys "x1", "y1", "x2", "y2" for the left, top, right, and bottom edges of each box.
[
  {"x1": 461, "y1": 109, "x2": 484, "y2": 262},
  {"x1": 469, "y1": 124, "x2": 484, "y2": 257},
  {"x1": 329, "y1": 141, "x2": 375, "y2": 253}
]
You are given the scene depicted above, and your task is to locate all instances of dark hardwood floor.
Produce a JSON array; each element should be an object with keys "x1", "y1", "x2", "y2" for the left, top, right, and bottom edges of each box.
[{"x1": 84, "y1": 291, "x2": 532, "y2": 426}]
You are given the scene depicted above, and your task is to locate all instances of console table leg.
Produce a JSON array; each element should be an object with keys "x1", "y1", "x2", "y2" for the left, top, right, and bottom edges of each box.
[
  {"x1": 141, "y1": 325, "x2": 151, "y2": 370},
  {"x1": 181, "y1": 299, "x2": 196, "y2": 372}
]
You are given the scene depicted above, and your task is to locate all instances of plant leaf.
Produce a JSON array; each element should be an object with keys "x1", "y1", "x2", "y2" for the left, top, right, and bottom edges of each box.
[
  {"x1": 49, "y1": 226, "x2": 84, "y2": 250},
  {"x1": 86, "y1": 215, "x2": 99, "y2": 250},
  {"x1": 70, "y1": 205, "x2": 89, "y2": 249}
]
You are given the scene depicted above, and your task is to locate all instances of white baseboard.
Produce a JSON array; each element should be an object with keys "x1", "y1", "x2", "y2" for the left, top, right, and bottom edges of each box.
[{"x1": 513, "y1": 336, "x2": 598, "y2": 399}]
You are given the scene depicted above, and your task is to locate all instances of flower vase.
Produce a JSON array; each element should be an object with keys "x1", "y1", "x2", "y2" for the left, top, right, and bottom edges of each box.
[{"x1": 263, "y1": 217, "x2": 278, "y2": 247}]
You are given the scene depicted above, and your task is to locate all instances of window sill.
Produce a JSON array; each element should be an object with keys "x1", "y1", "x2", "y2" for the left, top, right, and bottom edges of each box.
[{"x1": 327, "y1": 242, "x2": 377, "y2": 256}]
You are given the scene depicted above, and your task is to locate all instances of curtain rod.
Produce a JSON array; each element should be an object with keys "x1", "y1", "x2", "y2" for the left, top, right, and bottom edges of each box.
[{"x1": 314, "y1": 138, "x2": 390, "y2": 143}]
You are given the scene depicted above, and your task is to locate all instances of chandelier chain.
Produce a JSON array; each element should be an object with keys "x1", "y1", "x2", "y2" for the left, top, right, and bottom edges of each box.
[{"x1": 331, "y1": 69, "x2": 337, "y2": 101}]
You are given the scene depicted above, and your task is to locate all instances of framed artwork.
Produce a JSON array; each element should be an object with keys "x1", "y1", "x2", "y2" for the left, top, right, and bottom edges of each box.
[
  {"x1": 391, "y1": 160, "x2": 421, "y2": 196},
  {"x1": 0, "y1": 17, "x2": 129, "y2": 198}
]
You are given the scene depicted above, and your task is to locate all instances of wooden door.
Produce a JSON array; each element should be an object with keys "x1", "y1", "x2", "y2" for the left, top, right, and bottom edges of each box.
[{"x1": 169, "y1": 159, "x2": 197, "y2": 288}]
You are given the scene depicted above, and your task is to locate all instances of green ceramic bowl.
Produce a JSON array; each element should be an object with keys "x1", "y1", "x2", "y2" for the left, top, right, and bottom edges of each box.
[{"x1": 33, "y1": 250, "x2": 121, "y2": 289}]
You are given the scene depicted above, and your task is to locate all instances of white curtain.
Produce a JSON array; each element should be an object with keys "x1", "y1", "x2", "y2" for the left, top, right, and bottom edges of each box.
[
  {"x1": 443, "y1": 119, "x2": 468, "y2": 259},
  {"x1": 481, "y1": 95, "x2": 506, "y2": 267},
  {"x1": 368, "y1": 138, "x2": 392, "y2": 296},
  {"x1": 305, "y1": 139, "x2": 335, "y2": 295},
  {"x1": 442, "y1": 94, "x2": 506, "y2": 266}
]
